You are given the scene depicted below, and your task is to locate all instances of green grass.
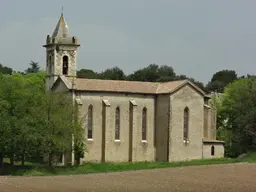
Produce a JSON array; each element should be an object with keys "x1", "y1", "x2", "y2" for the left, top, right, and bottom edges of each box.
[{"x1": 1, "y1": 153, "x2": 256, "y2": 176}]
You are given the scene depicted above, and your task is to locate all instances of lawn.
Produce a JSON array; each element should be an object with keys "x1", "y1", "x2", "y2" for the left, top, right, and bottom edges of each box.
[{"x1": 1, "y1": 152, "x2": 256, "y2": 176}]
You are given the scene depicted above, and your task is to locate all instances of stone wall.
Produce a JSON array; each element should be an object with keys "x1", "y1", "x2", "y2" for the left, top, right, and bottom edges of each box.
[
  {"x1": 203, "y1": 143, "x2": 224, "y2": 159},
  {"x1": 77, "y1": 92, "x2": 156, "y2": 162},
  {"x1": 169, "y1": 84, "x2": 204, "y2": 162},
  {"x1": 45, "y1": 45, "x2": 78, "y2": 91}
]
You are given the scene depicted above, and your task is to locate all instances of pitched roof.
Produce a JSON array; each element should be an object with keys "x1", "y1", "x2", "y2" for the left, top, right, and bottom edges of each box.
[
  {"x1": 73, "y1": 78, "x2": 161, "y2": 94},
  {"x1": 70, "y1": 78, "x2": 205, "y2": 95},
  {"x1": 52, "y1": 13, "x2": 71, "y2": 38}
]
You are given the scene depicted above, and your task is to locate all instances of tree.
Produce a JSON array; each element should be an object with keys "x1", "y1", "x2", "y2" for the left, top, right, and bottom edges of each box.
[
  {"x1": 0, "y1": 63, "x2": 13, "y2": 74},
  {"x1": 73, "y1": 104, "x2": 86, "y2": 165},
  {"x1": 206, "y1": 70, "x2": 238, "y2": 93},
  {"x1": 0, "y1": 72, "x2": 46, "y2": 166},
  {"x1": 99, "y1": 67, "x2": 126, "y2": 80},
  {"x1": 0, "y1": 71, "x2": 85, "y2": 167},
  {"x1": 33, "y1": 91, "x2": 75, "y2": 166},
  {"x1": 25, "y1": 61, "x2": 40, "y2": 74},
  {"x1": 77, "y1": 69, "x2": 99, "y2": 79},
  {"x1": 0, "y1": 100, "x2": 10, "y2": 167},
  {"x1": 127, "y1": 64, "x2": 176, "y2": 82},
  {"x1": 0, "y1": 73, "x2": 28, "y2": 165},
  {"x1": 218, "y1": 77, "x2": 256, "y2": 157},
  {"x1": 14, "y1": 72, "x2": 46, "y2": 165}
]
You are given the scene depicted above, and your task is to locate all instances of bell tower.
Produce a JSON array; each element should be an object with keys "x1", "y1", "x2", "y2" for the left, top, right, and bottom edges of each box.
[{"x1": 43, "y1": 11, "x2": 80, "y2": 91}]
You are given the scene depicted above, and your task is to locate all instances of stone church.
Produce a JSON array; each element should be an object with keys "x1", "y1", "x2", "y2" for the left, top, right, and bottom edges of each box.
[{"x1": 43, "y1": 13, "x2": 224, "y2": 164}]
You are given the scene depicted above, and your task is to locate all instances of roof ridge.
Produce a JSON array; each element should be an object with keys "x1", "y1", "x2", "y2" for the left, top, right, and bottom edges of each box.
[
  {"x1": 76, "y1": 77, "x2": 161, "y2": 84},
  {"x1": 76, "y1": 77, "x2": 187, "y2": 84}
]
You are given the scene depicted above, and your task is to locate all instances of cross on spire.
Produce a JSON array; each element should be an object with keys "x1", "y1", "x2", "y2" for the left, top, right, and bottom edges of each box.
[{"x1": 61, "y1": 6, "x2": 64, "y2": 16}]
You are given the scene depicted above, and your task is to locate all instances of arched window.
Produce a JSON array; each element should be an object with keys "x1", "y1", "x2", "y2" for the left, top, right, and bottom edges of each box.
[
  {"x1": 142, "y1": 107, "x2": 147, "y2": 141},
  {"x1": 211, "y1": 145, "x2": 215, "y2": 156},
  {"x1": 183, "y1": 107, "x2": 189, "y2": 141},
  {"x1": 62, "y1": 55, "x2": 69, "y2": 75},
  {"x1": 87, "y1": 105, "x2": 93, "y2": 139},
  {"x1": 115, "y1": 107, "x2": 120, "y2": 140}
]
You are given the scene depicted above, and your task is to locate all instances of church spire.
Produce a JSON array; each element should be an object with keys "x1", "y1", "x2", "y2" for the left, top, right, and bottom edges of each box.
[{"x1": 52, "y1": 8, "x2": 71, "y2": 38}]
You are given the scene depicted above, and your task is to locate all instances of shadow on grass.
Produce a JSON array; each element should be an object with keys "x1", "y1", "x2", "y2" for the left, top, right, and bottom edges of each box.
[{"x1": 1, "y1": 153, "x2": 255, "y2": 176}]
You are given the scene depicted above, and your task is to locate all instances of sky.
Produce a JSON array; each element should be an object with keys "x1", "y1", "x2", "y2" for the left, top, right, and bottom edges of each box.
[{"x1": 0, "y1": 0, "x2": 256, "y2": 84}]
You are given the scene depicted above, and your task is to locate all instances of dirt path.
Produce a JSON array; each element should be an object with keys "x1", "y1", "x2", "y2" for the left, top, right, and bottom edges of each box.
[{"x1": 1, "y1": 163, "x2": 256, "y2": 192}]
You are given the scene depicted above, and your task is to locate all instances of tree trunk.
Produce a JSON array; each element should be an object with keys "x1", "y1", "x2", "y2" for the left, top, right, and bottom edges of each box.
[
  {"x1": 77, "y1": 157, "x2": 80, "y2": 165},
  {"x1": 0, "y1": 153, "x2": 3, "y2": 168},
  {"x1": 48, "y1": 153, "x2": 53, "y2": 167},
  {"x1": 21, "y1": 154, "x2": 25, "y2": 167},
  {"x1": 10, "y1": 155, "x2": 14, "y2": 166}
]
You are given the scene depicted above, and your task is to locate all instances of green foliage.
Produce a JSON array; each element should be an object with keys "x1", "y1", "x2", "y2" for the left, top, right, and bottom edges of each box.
[
  {"x1": 99, "y1": 67, "x2": 126, "y2": 80},
  {"x1": 37, "y1": 92, "x2": 74, "y2": 165},
  {"x1": 0, "y1": 63, "x2": 13, "y2": 75},
  {"x1": 206, "y1": 70, "x2": 238, "y2": 93},
  {"x1": 73, "y1": 115, "x2": 86, "y2": 164},
  {"x1": 127, "y1": 64, "x2": 176, "y2": 82},
  {"x1": 217, "y1": 77, "x2": 256, "y2": 157},
  {"x1": 76, "y1": 64, "x2": 207, "y2": 91},
  {"x1": 25, "y1": 61, "x2": 40, "y2": 74},
  {"x1": 2, "y1": 152, "x2": 256, "y2": 176},
  {"x1": 0, "y1": 70, "x2": 83, "y2": 168},
  {"x1": 77, "y1": 69, "x2": 99, "y2": 79}
]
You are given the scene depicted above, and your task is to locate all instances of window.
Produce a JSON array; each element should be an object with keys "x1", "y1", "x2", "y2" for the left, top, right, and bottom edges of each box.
[
  {"x1": 48, "y1": 55, "x2": 52, "y2": 65},
  {"x1": 183, "y1": 107, "x2": 189, "y2": 141},
  {"x1": 62, "y1": 55, "x2": 69, "y2": 75},
  {"x1": 142, "y1": 107, "x2": 147, "y2": 141},
  {"x1": 115, "y1": 107, "x2": 120, "y2": 140},
  {"x1": 48, "y1": 55, "x2": 52, "y2": 74},
  {"x1": 87, "y1": 105, "x2": 93, "y2": 139},
  {"x1": 211, "y1": 145, "x2": 215, "y2": 156}
]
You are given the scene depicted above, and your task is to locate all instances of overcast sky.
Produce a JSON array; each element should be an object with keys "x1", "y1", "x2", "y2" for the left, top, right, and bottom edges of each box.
[{"x1": 0, "y1": 0, "x2": 255, "y2": 83}]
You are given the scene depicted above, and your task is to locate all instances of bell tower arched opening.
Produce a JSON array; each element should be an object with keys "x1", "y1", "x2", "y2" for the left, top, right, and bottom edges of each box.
[{"x1": 62, "y1": 55, "x2": 69, "y2": 75}]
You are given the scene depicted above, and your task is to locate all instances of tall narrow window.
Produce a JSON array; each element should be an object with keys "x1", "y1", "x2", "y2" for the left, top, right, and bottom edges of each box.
[
  {"x1": 48, "y1": 55, "x2": 52, "y2": 74},
  {"x1": 87, "y1": 105, "x2": 93, "y2": 139},
  {"x1": 115, "y1": 107, "x2": 120, "y2": 140},
  {"x1": 62, "y1": 55, "x2": 69, "y2": 75},
  {"x1": 142, "y1": 107, "x2": 147, "y2": 141},
  {"x1": 183, "y1": 107, "x2": 189, "y2": 141},
  {"x1": 211, "y1": 145, "x2": 215, "y2": 156}
]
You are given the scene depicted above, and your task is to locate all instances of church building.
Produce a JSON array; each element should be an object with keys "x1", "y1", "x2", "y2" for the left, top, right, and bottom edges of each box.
[{"x1": 43, "y1": 13, "x2": 225, "y2": 165}]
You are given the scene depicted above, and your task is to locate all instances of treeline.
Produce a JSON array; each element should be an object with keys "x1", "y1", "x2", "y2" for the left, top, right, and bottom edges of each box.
[
  {"x1": 0, "y1": 61, "x2": 244, "y2": 93},
  {"x1": 76, "y1": 64, "x2": 239, "y2": 93},
  {"x1": 0, "y1": 61, "x2": 255, "y2": 168}
]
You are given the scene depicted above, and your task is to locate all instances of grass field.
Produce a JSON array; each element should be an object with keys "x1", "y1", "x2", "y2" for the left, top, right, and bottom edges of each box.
[{"x1": 1, "y1": 152, "x2": 256, "y2": 176}]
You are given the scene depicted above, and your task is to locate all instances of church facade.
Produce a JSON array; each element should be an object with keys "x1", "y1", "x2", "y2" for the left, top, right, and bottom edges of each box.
[{"x1": 43, "y1": 14, "x2": 225, "y2": 164}]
